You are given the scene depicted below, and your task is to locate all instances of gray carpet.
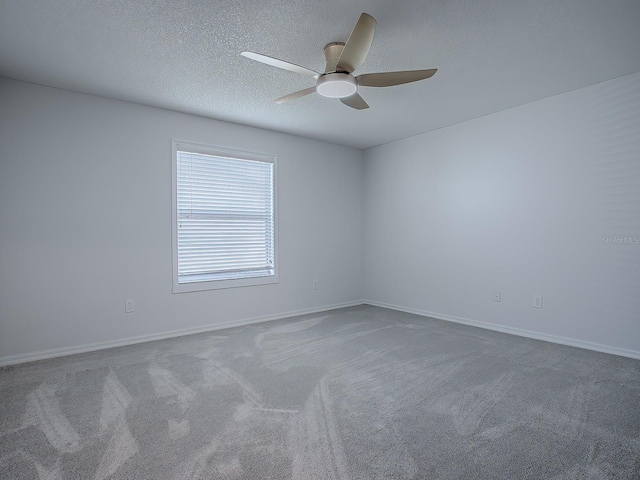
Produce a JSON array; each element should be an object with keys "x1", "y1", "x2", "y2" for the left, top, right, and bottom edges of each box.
[{"x1": 1, "y1": 305, "x2": 639, "y2": 479}]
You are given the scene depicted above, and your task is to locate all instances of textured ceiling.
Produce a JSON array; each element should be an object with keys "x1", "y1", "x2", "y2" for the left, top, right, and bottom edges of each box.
[{"x1": 1, "y1": 0, "x2": 639, "y2": 149}]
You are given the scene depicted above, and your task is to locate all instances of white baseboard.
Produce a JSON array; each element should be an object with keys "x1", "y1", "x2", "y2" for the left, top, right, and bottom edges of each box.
[
  {"x1": 0, "y1": 301, "x2": 364, "y2": 367},
  {"x1": 4, "y1": 300, "x2": 638, "y2": 366},
  {"x1": 363, "y1": 299, "x2": 640, "y2": 360}
]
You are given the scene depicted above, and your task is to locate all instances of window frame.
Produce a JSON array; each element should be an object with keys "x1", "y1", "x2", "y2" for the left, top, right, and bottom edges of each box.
[{"x1": 171, "y1": 139, "x2": 279, "y2": 293}]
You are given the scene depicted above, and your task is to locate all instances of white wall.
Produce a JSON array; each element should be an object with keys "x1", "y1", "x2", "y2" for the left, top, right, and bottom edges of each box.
[
  {"x1": 364, "y1": 72, "x2": 640, "y2": 356},
  {"x1": 2, "y1": 72, "x2": 639, "y2": 363},
  {"x1": 0, "y1": 78, "x2": 363, "y2": 362}
]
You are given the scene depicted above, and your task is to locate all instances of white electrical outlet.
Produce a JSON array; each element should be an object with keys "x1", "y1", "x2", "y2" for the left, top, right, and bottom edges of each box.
[
  {"x1": 313, "y1": 280, "x2": 319, "y2": 290},
  {"x1": 533, "y1": 295, "x2": 543, "y2": 309},
  {"x1": 494, "y1": 291, "x2": 501, "y2": 302},
  {"x1": 125, "y1": 299, "x2": 135, "y2": 313}
]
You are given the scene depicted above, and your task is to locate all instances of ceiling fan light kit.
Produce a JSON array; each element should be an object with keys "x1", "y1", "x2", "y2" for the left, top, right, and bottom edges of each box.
[
  {"x1": 241, "y1": 12, "x2": 437, "y2": 110},
  {"x1": 316, "y1": 73, "x2": 357, "y2": 98}
]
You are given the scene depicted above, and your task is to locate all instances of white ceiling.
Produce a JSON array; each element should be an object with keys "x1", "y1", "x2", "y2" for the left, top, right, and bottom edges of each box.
[{"x1": 1, "y1": 0, "x2": 639, "y2": 149}]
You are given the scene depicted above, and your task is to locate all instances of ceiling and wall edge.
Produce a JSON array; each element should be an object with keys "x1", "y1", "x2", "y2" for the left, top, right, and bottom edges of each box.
[{"x1": 3, "y1": 70, "x2": 640, "y2": 152}]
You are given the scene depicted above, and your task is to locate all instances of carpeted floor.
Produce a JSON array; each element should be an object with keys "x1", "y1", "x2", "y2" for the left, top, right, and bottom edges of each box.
[{"x1": 1, "y1": 305, "x2": 639, "y2": 479}]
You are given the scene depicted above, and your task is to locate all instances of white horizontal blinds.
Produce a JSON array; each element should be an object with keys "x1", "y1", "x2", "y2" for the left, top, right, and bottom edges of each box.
[{"x1": 177, "y1": 150, "x2": 275, "y2": 284}]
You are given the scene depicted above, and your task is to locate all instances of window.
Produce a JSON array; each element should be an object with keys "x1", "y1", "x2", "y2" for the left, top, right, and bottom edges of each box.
[{"x1": 172, "y1": 140, "x2": 277, "y2": 292}]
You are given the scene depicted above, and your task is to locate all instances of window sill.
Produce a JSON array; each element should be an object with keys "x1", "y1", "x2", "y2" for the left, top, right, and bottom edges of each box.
[{"x1": 172, "y1": 274, "x2": 279, "y2": 293}]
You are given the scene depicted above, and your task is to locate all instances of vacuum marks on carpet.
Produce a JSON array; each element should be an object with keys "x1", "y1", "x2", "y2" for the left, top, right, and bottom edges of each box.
[{"x1": 1, "y1": 306, "x2": 640, "y2": 479}]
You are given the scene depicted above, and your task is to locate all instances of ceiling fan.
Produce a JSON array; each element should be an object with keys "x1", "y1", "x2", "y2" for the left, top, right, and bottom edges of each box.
[{"x1": 241, "y1": 13, "x2": 437, "y2": 110}]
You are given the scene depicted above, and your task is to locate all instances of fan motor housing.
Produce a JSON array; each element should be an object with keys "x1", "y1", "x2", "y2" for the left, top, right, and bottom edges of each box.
[{"x1": 324, "y1": 42, "x2": 345, "y2": 65}]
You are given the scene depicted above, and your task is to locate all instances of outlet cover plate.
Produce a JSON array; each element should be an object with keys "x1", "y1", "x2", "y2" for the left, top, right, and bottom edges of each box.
[
  {"x1": 533, "y1": 295, "x2": 543, "y2": 309},
  {"x1": 125, "y1": 299, "x2": 135, "y2": 313}
]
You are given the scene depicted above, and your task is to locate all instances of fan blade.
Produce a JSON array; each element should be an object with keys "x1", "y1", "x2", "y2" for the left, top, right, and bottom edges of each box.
[
  {"x1": 336, "y1": 13, "x2": 376, "y2": 73},
  {"x1": 275, "y1": 86, "x2": 317, "y2": 104},
  {"x1": 241, "y1": 52, "x2": 320, "y2": 78},
  {"x1": 340, "y1": 92, "x2": 369, "y2": 110},
  {"x1": 357, "y1": 69, "x2": 437, "y2": 87}
]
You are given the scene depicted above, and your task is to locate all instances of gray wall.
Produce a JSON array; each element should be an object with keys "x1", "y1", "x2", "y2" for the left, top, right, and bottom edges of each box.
[
  {"x1": 0, "y1": 79, "x2": 364, "y2": 361},
  {"x1": 363, "y1": 72, "x2": 640, "y2": 356},
  {"x1": 2, "y1": 71, "x2": 640, "y2": 363}
]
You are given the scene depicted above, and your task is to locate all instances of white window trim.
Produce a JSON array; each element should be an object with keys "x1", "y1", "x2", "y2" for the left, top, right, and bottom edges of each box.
[{"x1": 171, "y1": 139, "x2": 279, "y2": 293}]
